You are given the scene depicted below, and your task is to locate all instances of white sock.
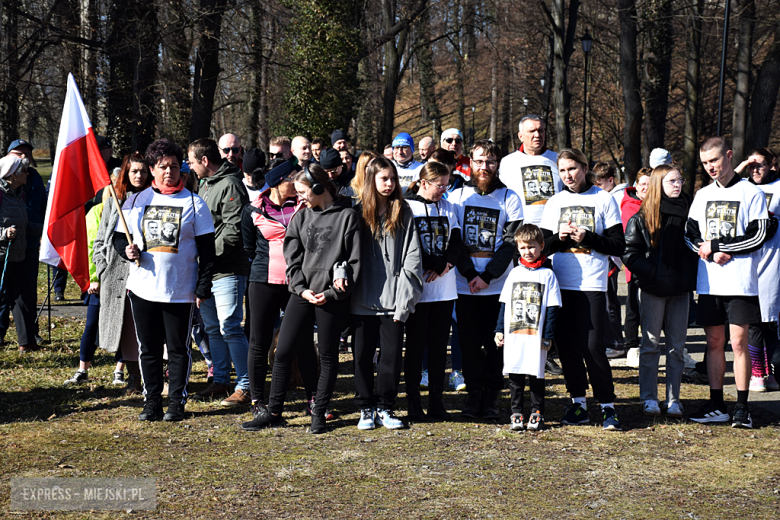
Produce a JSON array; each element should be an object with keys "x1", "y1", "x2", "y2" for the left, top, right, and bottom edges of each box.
[
  {"x1": 573, "y1": 397, "x2": 587, "y2": 410},
  {"x1": 600, "y1": 402, "x2": 615, "y2": 410}
]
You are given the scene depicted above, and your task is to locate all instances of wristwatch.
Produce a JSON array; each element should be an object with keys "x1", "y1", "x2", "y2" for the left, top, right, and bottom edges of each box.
[{"x1": 541, "y1": 339, "x2": 552, "y2": 351}]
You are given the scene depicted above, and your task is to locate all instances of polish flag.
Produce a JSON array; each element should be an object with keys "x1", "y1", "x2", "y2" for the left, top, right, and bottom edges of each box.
[{"x1": 39, "y1": 74, "x2": 111, "y2": 292}]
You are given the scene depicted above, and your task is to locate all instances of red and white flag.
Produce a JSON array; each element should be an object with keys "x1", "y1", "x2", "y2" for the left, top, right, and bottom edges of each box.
[{"x1": 39, "y1": 74, "x2": 111, "y2": 292}]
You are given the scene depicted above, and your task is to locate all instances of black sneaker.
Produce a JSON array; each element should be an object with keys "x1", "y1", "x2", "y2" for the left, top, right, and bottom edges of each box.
[
  {"x1": 407, "y1": 394, "x2": 425, "y2": 421},
  {"x1": 689, "y1": 400, "x2": 729, "y2": 424},
  {"x1": 426, "y1": 397, "x2": 451, "y2": 421},
  {"x1": 461, "y1": 391, "x2": 483, "y2": 419},
  {"x1": 164, "y1": 401, "x2": 186, "y2": 422},
  {"x1": 602, "y1": 407, "x2": 622, "y2": 431},
  {"x1": 481, "y1": 390, "x2": 500, "y2": 420},
  {"x1": 54, "y1": 292, "x2": 65, "y2": 302},
  {"x1": 731, "y1": 404, "x2": 753, "y2": 429},
  {"x1": 138, "y1": 399, "x2": 163, "y2": 421},
  {"x1": 64, "y1": 369, "x2": 88, "y2": 386},
  {"x1": 561, "y1": 403, "x2": 590, "y2": 425},
  {"x1": 545, "y1": 357, "x2": 563, "y2": 376},
  {"x1": 311, "y1": 412, "x2": 327, "y2": 434},
  {"x1": 241, "y1": 404, "x2": 282, "y2": 431}
]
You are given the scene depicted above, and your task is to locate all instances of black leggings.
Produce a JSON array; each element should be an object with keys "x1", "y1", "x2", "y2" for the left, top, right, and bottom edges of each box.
[
  {"x1": 455, "y1": 294, "x2": 503, "y2": 392},
  {"x1": 267, "y1": 294, "x2": 348, "y2": 415},
  {"x1": 353, "y1": 315, "x2": 405, "y2": 409},
  {"x1": 404, "y1": 300, "x2": 454, "y2": 393},
  {"x1": 128, "y1": 291, "x2": 194, "y2": 403},
  {"x1": 247, "y1": 282, "x2": 291, "y2": 402},
  {"x1": 556, "y1": 290, "x2": 616, "y2": 403}
]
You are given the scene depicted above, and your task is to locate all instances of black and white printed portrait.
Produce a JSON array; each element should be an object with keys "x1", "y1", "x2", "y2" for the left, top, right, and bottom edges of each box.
[
  {"x1": 540, "y1": 181, "x2": 554, "y2": 197},
  {"x1": 525, "y1": 303, "x2": 540, "y2": 324},
  {"x1": 525, "y1": 179, "x2": 540, "y2": 198},
  {"x1": 512, "y1": 299, "x2": 525, "y2": 322},
  {"x1": 707, "y1": 219, "x2": 719, "y2": 239},
  {"x1": 435, "y1": 235, "x2": 445, "y2": 254},
  {"x1": 161, "y1": 222, "x2": 178, "y2": 245},
  {"x1": 466, "y1": 225, "x2": 478, "y2": 245},
  {"x1": 478, "y1": 229, "x2": 493, "y2": 249},
  {"x1": 422, "y1": 234, "x2": 432, "y2": 253},
  {"x1": 146, "y1": 220, "x2": 160, "y2": 240},
  {"x1": 719, "y1": 220, "x2": 734, "y2": 238}
]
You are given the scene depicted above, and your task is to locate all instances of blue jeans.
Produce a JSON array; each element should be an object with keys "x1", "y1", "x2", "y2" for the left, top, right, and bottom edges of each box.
[{"x1": 200, "y1": 275, "x2": 249, "y2": 390}]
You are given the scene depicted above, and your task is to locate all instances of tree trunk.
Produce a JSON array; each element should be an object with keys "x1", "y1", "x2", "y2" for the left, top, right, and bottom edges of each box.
[
  {"x1": 500, "y1": 61, "x2": 511, "y2": 153},
  {"x1": 416, "y1": 6, "x2": 440, "y2": 135},
  {"x1": 106, "y1": 0, "x2": 135, "y2": 153},
  {"x1": 618, "y1": 0, "x2": 643, "y2": 185},
  {"x1": 551, "y1": 0, "x2": 580, "y2": 151},
  {"x1": 248, "y1": 4, "x2": 264, "y2": 148},
  {"x1": 161, "y1": 0, "x2": 192, "y2": 149},
  {"x1": 376, "y1": 0, "x2": 409, "y2": 151},
  {"x1": 132, "y1": 2, "x2": 158, "y2": 153},
  {"x1": 642, "y1": 0, "x2": 673, "y2": 154},
  {"x1": 683, "y1": 0, "x2": 704, "y2": 194},
  {"x1": 745, "y1": 22, "x2": 780, "y2": 151},
  {"x1": 1, "y1": 4, "x2": 19, "y2": 146},
  {"x1": 732, "y1": 0, "x2": 755, "y2": 163},
  {"x1": 190, "y1": 0, "x2": 227, "y2": 142},
  {"x1": 541, "y1": 32, "x2": 553, "y2": 129},
  {"x1": 489, "y1": 60, "x2": 498, "y2": 142},
  {"x1": 79, "y1": 0, "x2": 99, "y2": 125}
]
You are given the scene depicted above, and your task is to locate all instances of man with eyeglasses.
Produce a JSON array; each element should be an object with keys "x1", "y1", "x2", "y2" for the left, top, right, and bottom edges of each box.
[
  {"x1": 268, "y1": 136, "x2": 292, "y2": 162},
  {"x1": 218, "y1": 134, "x2": 243, "y2": 173},
  {"x1": 498, "y1": 115, "x2": 561, "y2": 226},
  {"x1": 291, "y1": 136, "x2": 313, "y2": 169},
  {"x1": 319, "y1": 147, "x2": 354, "y2": 197},
  {"x1": 449, "y1": 139, "x2": 524, "y2": 419},
  {"x1": 391, "y1": 132, "x2": 423, "y2": 193},
  {"x1": 441, "y1": 128, "x2": 471, "y2": 186}
]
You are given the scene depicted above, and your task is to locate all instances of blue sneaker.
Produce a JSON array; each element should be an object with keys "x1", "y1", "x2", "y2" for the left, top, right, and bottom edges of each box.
[
  {"x1": 561, "y1": 403, "x2": 590, "y2": 425},
  {"x1": 449, "y1": 370, "x2": 466, "y2": 391},
  {"x1": 376, "y1": 408, "x2": 404, "y2": 430},
  {"x1": 357, "y1": 408, "x2": 375, "y2": 430},
  {"x1": 420, "y1": 370, "x2": 429, "y2": 389},
  {"x1": 602, "y1": 407, "x2": 622, "y2": 431}
]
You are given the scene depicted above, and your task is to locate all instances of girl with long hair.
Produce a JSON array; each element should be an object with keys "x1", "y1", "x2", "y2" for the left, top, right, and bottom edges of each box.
[
  {"x1": 623, "y1": 165, "x2": 697, "y2": 417},
  {"x1": 352, "y1": 156, "x2": 423, "y2": 430}
]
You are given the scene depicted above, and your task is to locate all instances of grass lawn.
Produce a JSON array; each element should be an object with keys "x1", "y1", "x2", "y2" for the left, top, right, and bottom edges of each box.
[{"x1": 0, "y1": 272, "x2": 778, "y2": 518}]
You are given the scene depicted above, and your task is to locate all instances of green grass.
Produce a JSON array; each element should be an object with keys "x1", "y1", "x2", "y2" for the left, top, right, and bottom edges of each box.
[{"x1": 0, "y1": 269, "x2": 779, "y2": 517}]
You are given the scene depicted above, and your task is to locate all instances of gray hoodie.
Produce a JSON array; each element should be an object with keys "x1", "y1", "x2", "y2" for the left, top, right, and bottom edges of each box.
[
  {"x1": 351, "y1": 203, "x2": 424, "y2": 322},
  {"x1": 284, "y1": 197, "x2": 361, "y2": 301}
]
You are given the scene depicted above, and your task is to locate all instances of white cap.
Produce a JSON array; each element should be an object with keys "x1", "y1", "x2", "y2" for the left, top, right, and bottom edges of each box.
[
  {"x1": 649, "y1": 148, "x2": 673, "y2": 168},
  {"x1": 440, "y1": 128, "x2": 463, "y2": 144},
  {"x1": 0, "y1": 155, "x2": 22, "y2": 179}
]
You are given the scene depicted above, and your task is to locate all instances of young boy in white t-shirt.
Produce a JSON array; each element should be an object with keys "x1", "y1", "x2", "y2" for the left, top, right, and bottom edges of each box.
[{"x1": 495, "y1": 224, "x2": 561, "y2": 430}]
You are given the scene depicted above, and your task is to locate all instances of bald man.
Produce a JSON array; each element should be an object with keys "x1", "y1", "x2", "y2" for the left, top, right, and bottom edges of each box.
[
  {"x1": 418, "y1": 136, "x2": 435, "y2": 162},
  {"x1": 218, "y1": 134, "x2": 243, "y2": 177},
  {"x1": 291, "y1": 136, "x2": 313, "y2": 168}
]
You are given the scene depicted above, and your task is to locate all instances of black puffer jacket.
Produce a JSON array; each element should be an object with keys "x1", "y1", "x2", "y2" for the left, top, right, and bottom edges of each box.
[{"x1": 622, "y1": 196, "x2": 697, "y2": 297}]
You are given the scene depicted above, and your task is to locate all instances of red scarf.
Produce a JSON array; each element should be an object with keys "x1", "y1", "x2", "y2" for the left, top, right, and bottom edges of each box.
[
  {"x1": 520, "y1": 255, "x2": 547, "y2": 270},
  {"x1": 152, "y1": 178, "x2": 184, "y2": 195}
]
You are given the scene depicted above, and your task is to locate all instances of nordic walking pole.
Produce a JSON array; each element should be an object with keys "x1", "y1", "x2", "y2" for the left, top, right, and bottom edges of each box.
[
  {"x1": 47, "y1": 262, "x2": 51, "y2": 343},
  {"x1": 0, "y1": 234, "x2": 14, "y2": 294},
  {"x1": 107, "y1": 183, "x2": 140, "y2": 267}
]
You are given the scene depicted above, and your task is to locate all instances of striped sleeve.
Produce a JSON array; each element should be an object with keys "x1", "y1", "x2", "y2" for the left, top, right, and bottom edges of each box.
[
  {"x1": 684, "y1": 218, "x2": 702, "y2": 253},
  {"x1": 712, "y1": 218, "x2": 769, "y2": 254}
]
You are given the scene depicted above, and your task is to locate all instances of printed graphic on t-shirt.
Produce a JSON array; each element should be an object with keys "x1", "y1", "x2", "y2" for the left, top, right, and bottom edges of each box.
[
  {"x1": 464, "y1": 206, "x2": 499, "y2": 257},
  {"x1": 142, "y1": 206, "x2": 182, "y2": 253},
  {"x1": 521, "y1": 165, "x2": 555, "y2": 205},
  {"x1": 705, "y1": 201, "x2": 740, "y2": 240},
  {"x1": 558, "y1": 206, "x2": 595, "y2": 254},
  {"x1": 509, "y1": 281, "x2": 544, "y2": 335},
  {"x1": 305, "y1": 225, "x2": 333, "y2": 254},
  {"x1": 765, "y1": 193, "x2": 773, "y2": 208},
  {"x1": 415, "y1": 216, "x2": 450, "y2": 256}
]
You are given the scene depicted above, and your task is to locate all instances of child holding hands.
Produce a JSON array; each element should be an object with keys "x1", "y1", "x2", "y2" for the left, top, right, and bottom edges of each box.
[{"x1": 495, "y1": 224, "x2": 561, "y2": 430}]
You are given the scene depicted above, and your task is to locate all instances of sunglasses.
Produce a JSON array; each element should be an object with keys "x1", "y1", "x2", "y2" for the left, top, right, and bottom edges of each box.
[
  {"x1": 269, "y1": 152, "x2": 286, "y2": 160},
  {"x1": 221, "y1": 146, "x2": 240, "y2": 155},
  {"x1": 444, "y1": 137, "x2": 463, "y2": 144}
]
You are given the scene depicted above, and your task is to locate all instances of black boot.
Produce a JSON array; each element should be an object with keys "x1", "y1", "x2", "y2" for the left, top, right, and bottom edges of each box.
[
  {"x1": 427, "y1": 386, "x2": 450, "y2": 421},
  {"x1": 482, "y1": 389, "x2": 500, "y2": 420},
  {"x1": 407, "y1": 389, "x2": 426, "y2": 421},
  {"x1": 241, "y1": 403, "x2": 281, "y2": 431},
  {"x1": 311, "y1": 411, "x2": 327, "y2": 434},
  {"x1": 461, "y1": 390, "x2": 483, "y2": 419}
]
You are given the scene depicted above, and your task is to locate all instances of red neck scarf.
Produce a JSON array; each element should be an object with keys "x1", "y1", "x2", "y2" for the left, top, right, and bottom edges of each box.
[
  {"x1": 152, "y1": 178, "x2": 184, "y2": 195},
  {"x1": 520, "y1": 255, "x2": 547, "y2": 270}
]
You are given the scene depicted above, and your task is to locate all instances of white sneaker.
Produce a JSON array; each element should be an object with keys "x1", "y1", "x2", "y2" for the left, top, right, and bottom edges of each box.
[
  {"x1": 749, "y1": 375, "x2": 766, "y2": 392},
  {"x1": 375, "y1": 409, "x2": 404, "y2": 430},
  {"x1": 765, "y1": 374, "x2": 780, "y2": 391},
  {"x1": 449, "y1": 370, "x2": 466, "y2": 391},
  {"x1": 111, "y1": 370, "x2": 125, "y2": 386},
  {"x1": 419, "y1": 370, "x2": 429, "y2": 389},
  {"x1": 683, "y1": 348, "x2": 698, "y2": 369},
  {"x1": 625, "y1": 347, "x2": 640, "y2": 368},
  {"x1": 643, "y1": 399, "x2": 661, "y2": 416},
  {"x1": 605, "y1": 348, "x2": 626, "y2": 359},
  {"x1": 666, "y1": 401, "x2": 684, "y2": 418},
  {"x1": 357, "y1": 408, "x2": 375, "y2": 430}
]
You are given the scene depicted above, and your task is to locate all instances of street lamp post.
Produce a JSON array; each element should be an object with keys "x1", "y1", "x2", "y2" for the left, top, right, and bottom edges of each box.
[
  {"x1": 523, "y1": 97, "x2": 528, "y2": 114},
  {"x1": 470, "y1": 106, "x2": 476, "y2": 147},
  {"x1": 581, "y1": 30, "x2": 593, "y2": 152}
]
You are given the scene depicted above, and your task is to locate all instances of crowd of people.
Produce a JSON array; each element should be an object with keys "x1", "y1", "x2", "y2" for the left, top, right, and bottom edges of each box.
[{"x1": 3, "y1": 116, "x2": 778, "y2": 433}]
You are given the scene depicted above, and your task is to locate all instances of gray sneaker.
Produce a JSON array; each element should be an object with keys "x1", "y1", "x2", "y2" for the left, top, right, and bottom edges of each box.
[
  {"x1": 111, "y1": 371, "x2": 125, "y2": 386},
  {"x1": 64, "y1": 369, "x2": 88, "y2": 386}
]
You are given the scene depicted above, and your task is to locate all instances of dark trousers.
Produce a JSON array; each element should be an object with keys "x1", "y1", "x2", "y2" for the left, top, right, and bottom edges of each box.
[
  {"x1": 404, "y1": 300, "x2": 454, "y2": 393},
  {"x1": 604, "y1": 266, "x2": 624, "y2": 349},
  {"x1": 353, "y1": 314, "x2": 405, "y2": 410},
  {"x1": 508, "y1": 373, "x2": 545, "y2": 414},
  {"x1": 0, "y1": 261, "x2": 24, "y2": 338},
  {"x1": 79, "y1": 293, "x2": 101, "y2": 362},
  {"x1": 129, "y1": 291, "x2": 194, "y2": 404},
  {"x1": 52, "y1": 266, "x2": 68, "y2": 294},
  {"x1": 12, "y1": 250, "x2": 39, "y2": 344},
  {"x1": 624, "y1": 279, "x2": 641, "y2": 349},
  {"x1": 556, "y1": 290, "x2": 616, "y2": 403},
  {"x1": 455, "y1": 294, "x2": 503, "y2": 392},
  {"x1": 247, "y1": 282, "x2": 291, "y2": 402},
  {"x1": 268, "y1": 295, "x2": 347, "y2": 415}
]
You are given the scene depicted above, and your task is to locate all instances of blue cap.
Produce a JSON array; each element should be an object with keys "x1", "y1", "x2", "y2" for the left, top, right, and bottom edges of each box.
[
  {"x1": 265, "y1": 160, "x2": 296, "y2": 188},
  {"x1": 7, "y1": 139, "x2": 33, "y2": 154},
  {"x1": 392, "y1": 132, "x2": 414, "y2": 153}
]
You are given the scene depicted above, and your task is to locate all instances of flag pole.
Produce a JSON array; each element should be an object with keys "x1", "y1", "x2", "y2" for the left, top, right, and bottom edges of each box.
[{"x1": 106, "y1": 183, "x2": 140, "y2": 267}]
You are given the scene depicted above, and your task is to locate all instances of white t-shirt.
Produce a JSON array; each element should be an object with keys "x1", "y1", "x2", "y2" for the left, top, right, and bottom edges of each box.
[
  {"x1": 449, "y1": 184, "x2": 524, "y2": 295},
  {"x1": 407, "y1": 197, "x2": 460, "y2": 303},
  {"x1": 755, "y1": 179, "x2": 780, "y2": 320},
  {"x1": 499, "y1": 265, "x2": 561, "y2": 379},
  {"x1": 687, "y1": 178, "x2": 768, "y2": 296},
  {"x1": 394, "y1": 160, "x2": 424, "y2": 193},
  {"x1": 243, "y1": 178, "x2": 261, "y2": 202},
  {"x1": 498, "y1": 149, "x2": 561, "y2": 225},
  {"x1": 540, "y1": 185, "x2": 622, "y2": 292},
  {"x1": 119, "y1": 187, "x2": 215, "y2": 303}
]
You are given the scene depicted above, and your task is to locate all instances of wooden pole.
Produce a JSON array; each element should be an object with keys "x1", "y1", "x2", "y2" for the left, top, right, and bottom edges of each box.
[{"x1": 106, "y1": 184, "x2": 140, "y2": 267}]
